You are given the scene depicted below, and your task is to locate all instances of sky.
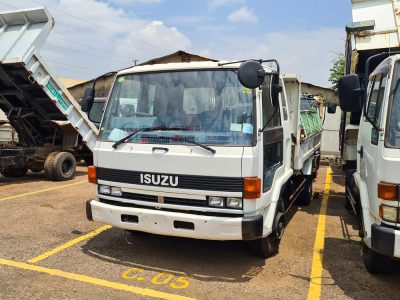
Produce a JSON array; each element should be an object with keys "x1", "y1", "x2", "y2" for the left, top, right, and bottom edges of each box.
[{"x1": 0, "y1": 0, "x2": 352, "y2": 87}]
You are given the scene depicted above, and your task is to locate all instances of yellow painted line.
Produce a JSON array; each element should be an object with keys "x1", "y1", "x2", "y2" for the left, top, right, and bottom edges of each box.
[
  {"x1": 27, "y1": 225, "x2": 112, "y2": 264},
  {"x1": 0, "y1": 258, "x2": 194, "y2": 300},
  {"x1": 307, "y1": 166, "x2": 332, "y2": 300},
  {"x1": 0, "y1": 180, "x2": 87, "y2": 202}
]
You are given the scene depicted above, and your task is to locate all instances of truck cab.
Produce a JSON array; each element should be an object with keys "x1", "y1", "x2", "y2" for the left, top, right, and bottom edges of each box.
[
  {"x1": 339, "y1": 55, "x2": 400, "y2": 272},
  {"x1": 85, "y1": 60, "x2": 318, "y2": 257}
]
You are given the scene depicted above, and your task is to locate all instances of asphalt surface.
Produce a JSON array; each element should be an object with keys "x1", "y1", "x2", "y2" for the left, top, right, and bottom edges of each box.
[{"x1": 0, "y1": 163, "x2": 399, "y2": 300}]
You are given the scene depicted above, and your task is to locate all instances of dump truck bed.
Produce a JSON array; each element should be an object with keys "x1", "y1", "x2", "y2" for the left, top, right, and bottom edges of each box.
[{"x1": 0, "y1": 7, "x2": 98, "y2": 151}]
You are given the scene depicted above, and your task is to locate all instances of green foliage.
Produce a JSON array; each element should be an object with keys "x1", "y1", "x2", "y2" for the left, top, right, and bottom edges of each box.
[{"x1": 329, "y1": 54, "x2": 345, "y2": 95}]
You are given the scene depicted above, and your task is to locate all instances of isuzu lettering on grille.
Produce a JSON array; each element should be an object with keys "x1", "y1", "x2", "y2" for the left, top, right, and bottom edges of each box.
[{"x1": 140, "y1": 174, "x2": 179, "y2": 187}]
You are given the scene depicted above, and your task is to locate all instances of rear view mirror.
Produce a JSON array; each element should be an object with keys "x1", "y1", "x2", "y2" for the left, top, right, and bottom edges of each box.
[
  {"x1": 338, "y1": 74, "x2": 363, "y2": 112},
  {"x1": 81, "y1": 88, "x2": 94, "y2": 113},
  {"x1": 327, "y1": 101, "x2": 337, "y2": 114},
  {"x1": 238, "y1": 60, "x2": 266, "y2": 89}
]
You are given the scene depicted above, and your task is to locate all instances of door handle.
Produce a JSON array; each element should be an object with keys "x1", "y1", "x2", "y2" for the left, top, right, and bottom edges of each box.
[
  {"x1": 152, "y1": 147, "x2": 169, "y2": 153},
  {"x1": 358, "y1": 146, "x2": 363, "y2": 159}
]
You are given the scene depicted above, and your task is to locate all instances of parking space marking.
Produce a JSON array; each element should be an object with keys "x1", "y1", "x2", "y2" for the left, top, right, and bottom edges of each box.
[
  {"x1": 0, "y1": 180, "x2": 87, "y2": 202},
  {"x1": 0, "y1": 258, "x2": 195, "y2": 300},
  {"x1": 307, "y1": 166, "x2": 332, "y2": 300},
  {"x1": 27, "y1": 225, "x2": 112, "y2": 264}
]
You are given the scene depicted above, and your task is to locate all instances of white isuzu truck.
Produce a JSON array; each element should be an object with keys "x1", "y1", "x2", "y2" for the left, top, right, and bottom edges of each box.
[
  {"x1": 338, "y1": 0, "x2": 400, "y2": 273},
  {"x1": 84, "y1": 59, "x2": 322, "y2": 257}
]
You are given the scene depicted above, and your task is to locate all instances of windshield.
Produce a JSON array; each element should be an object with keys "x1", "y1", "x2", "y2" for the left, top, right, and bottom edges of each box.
[
  {"x1": 99, "y1": 70, "x2": 255, "y2": 146},
  {"x1": 387, "y1": 62, "x2": 400, "y2": 148}
]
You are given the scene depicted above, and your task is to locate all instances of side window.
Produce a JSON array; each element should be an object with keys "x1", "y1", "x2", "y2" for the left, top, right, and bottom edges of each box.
[
  {"x1": 261, "y1": 80, "x2": 281, "y2": 128},
  {"x1": 280, "y1": 80, "x2": 289, "y2": 121},
  {"x1": 261, "y1": 78, "x2": 283, "y2": 192},
  {"x1": 366, "y1": 74, "x2": 387, "y2": 126}
]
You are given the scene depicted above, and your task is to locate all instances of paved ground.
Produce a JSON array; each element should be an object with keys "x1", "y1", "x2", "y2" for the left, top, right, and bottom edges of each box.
[{"x1": 0, "y1": 163, "x2": 399, "y2": 300}]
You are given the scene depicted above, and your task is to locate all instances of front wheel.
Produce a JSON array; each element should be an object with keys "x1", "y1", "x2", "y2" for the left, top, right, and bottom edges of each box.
[
  {"x1": 363, "y1": 245, "x2": 391, "y2": 274},
  {"x1": 250, "y1": 201, "x2": 285, "y2": 258}
]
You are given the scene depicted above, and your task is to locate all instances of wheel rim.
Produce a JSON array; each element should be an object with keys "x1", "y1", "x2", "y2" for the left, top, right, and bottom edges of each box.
[{"x1": 62, "y1": 159, "x2": 73, "y2": 175}]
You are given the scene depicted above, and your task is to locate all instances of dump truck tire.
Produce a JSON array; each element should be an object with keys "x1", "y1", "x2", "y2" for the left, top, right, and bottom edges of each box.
[
  {"x1": 51, "y1": 152, "x2": 76, "y2": 181},
  {"x1": 44, "y1": 152, "x2": 60, "y2": 180},
  {"x1": 296, "y1": 176, "x2": 313, "y2": 206}
]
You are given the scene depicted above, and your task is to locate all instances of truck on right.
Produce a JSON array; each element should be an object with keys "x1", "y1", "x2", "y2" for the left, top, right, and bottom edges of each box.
[{"x1": 338, "y1": 0, "x2": 400, "y2": 273}]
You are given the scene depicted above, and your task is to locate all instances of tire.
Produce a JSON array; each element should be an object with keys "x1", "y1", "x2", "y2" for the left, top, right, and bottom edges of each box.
[
  {"x1": 296, "y1": 176, "x2": 313, "y2": 206},
  {"x1": 51, "y1": 152, "x2": 76, "y2": 181},
  {"x1": 251, "y1": 200, "x2": 285, "y2": 258},
  {"x1": 363, "y1": 245, "x2": 391, "y2": 274},
  {"x1": 1, "y1": 166, "x2": 28, "y2": 178},
  {"x1": 44, "y1": 152, "x2": 60, "y2": 180},
  {"x1": 344, "y1": 186, "x2": 353, "y2": 211}
]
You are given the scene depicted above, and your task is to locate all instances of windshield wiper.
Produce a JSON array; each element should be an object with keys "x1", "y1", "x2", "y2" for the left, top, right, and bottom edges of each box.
[
  {"x1": 112, "y1": 127, "x2": 188, "y2": 149},
  {"x1": 148, "y1": 136, "x2": 216, "y2": 155}
]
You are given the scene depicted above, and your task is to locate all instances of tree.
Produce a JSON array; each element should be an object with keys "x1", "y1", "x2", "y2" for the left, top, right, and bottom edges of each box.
[{"x1": 329, "y1": 54, "x2": 345, "y2": 95}]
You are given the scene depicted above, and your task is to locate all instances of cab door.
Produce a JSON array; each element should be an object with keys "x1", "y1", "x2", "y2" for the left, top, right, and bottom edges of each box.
[{"x1": 359, "y1": 71, "x2": 387, "y2": 219}]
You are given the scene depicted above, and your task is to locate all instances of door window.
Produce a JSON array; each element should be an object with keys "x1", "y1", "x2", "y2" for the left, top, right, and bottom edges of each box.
[{"x1": 261, "y1": 79, "x2": 283, "y2": 192}]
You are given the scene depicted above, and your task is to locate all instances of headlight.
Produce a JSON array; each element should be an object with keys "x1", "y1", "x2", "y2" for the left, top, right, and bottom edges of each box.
[
  {"x1": 99, "y1": 185, "x2": 110, "y2": 195},
  {"x1": 226, "y1": 197, "x2": 243, "y2": 209},
  {"x1": 380, "y1": 205, "x2": 398, "y2": 223},
  {"x1": 209, "y1": 196, "x2": 224, "y2": 207},
  {"x1": 111, "y1": 187, "x2": 122, "y2": 197}
]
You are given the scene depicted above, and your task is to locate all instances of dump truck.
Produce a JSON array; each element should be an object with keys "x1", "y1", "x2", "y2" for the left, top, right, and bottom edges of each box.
[
  {"x1": 338, "y1": 0, "x2": 400, "y2": 273},
  {"x1": 0, "y1": 7, "x2": 98, "y2": 180},
  {"x1": 83, "y1": 58, "x2": 325, "y2": 257}
]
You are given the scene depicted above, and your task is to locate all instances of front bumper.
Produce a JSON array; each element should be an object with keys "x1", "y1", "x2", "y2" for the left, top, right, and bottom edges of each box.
[
  {"x1": 86, "y1": 199, "x2": 263, "y2": 241},
  {"x1": 371, "y1": 224, "x2": 400, "y2": 258}
]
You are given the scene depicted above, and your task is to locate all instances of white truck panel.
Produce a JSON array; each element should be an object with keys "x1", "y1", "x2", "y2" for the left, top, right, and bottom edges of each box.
[
  {"x1": 283, "y1": 74, "x2": 320, "y2": 172},
  {"x1": 351, "y1": 0, "x2": 400, "y2": 50}
]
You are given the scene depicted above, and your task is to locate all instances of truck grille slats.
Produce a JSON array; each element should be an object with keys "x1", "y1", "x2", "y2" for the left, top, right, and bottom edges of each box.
[
  {"x1": 97, "y1": 167, "x2": 243, "y2": 192},
  {"x1": 121, "y1": 192, "x2": 208, "y2": 207}
]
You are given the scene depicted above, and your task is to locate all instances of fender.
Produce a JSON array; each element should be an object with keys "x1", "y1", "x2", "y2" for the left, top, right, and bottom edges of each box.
[
  {"x1": 302, "y1": 157, "x2": 313, "y2": 176},
  {"x1": 263, "y1": 168, "x2": 293, "y2": 236},
  {"x1": 353, "y1": 172, "x2": 375, "y2": 247}
]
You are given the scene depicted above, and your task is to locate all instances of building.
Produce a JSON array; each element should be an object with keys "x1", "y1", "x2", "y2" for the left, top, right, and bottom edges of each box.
[{"x1": 67, "y1": 50, "x2": 217, "y2": 101}]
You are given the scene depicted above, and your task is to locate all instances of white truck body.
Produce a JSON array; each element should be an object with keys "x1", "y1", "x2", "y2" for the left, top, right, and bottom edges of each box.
[
  {"x1": 87, "y1": 60, "x2": 321, "y2": 256},
  {"x1": 339, "y1": 0, "x2": 400, "y2": 272}
]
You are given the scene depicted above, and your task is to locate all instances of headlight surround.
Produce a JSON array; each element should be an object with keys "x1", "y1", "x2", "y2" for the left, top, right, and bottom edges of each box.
[
  {"x1": 209, "y1": 196, "x2": 224, "y2": 207},
  {"x1": 380, "y1": 205, "x2": 398, "y2": 223},
  {"x1": 111, "y1": 187, "x2": 122, "y2": 197},
  {"x1": 99, "y1": 185, "x2": 110, "y2": 195},
  {"x1": 226, "y1": 197, "x2": 243, "y2": 209}
]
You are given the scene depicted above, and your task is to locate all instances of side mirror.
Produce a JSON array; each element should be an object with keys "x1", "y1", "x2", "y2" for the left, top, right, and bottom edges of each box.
[
  {"x1": 238, "y1": 60, "x2": 266, "y2": 89},
  {"x1": 81, "y1": 88, "x2": 94, "y2": 113},
  {"x1": 338, "y1": 74, "x2": 363, "y2": 112},
  {"x1": 327, "y1": 101, "x2": 337, "y2": 114}
]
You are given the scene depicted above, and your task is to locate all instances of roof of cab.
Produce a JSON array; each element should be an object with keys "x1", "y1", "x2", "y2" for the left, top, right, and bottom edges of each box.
[{"x1": 118, "y1": 60, "x2": 275, "y2": 75}]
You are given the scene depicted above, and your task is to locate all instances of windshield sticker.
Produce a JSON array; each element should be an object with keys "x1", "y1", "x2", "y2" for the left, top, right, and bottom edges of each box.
[
  {"x1": 230, "y1": 123, "x2": 242, "y2": 132},
  {"x1": 242, "y1": 123, "x2": 253, "y2": 134},
  {"x1": 118, "y1": 77, "x2": 125, "y2": 83},
  {"x1": 108, "y1": 128, "x2": 129, "y2": 141}
]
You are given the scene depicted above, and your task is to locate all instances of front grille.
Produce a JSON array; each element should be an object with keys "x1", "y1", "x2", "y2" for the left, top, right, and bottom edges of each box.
[
  {"x1": 121, "y1": 192, "x2": 208, "y2": 207},
  {"x1": 99, "y1": 198, "x2": 243, "y2": 218},
  {"x1": 97, "y1": 167, "x2": 243, "y2": 192}
]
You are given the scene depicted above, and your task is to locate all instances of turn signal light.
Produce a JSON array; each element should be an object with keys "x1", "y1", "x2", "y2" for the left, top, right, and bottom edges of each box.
[
  {"x1": 244, "y1": 177, "x2": 261, "y2": 199},
  {"x1": 378, "y1": 182, "x2": 398, "y2": 201},
  {"x1": 88, "y1": 166, "x2": 97, "y2": 184}
]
